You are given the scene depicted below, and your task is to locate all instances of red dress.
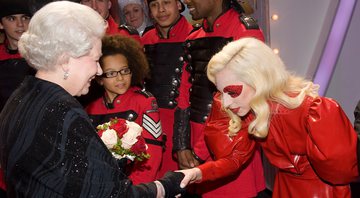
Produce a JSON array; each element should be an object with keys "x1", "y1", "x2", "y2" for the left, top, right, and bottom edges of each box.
[
  {"x1": 200, "y1": 93, "x2": 359, "y2": 197},
  {"x1": 86, "y1": 87, "x2": 163, "y2": 185}
]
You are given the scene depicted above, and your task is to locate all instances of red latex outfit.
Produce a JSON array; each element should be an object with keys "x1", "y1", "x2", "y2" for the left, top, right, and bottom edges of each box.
[
  {"x1": 85, "y1": 86, "x2": 163, "y2": 185},
  {"x1": 200, "y1": 93, "x2": 359, "y2": 197},
  {"x1": 141, "y1": 16, "x2": 193, "y2": 178},
  {"x1": 176, "y1": 8, "x2": 265, "y2": 197}
]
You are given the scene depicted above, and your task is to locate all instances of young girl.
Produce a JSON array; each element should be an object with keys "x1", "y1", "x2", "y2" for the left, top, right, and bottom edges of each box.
[{"x1": 86, "y1": 35, "x2": 163, "y2": 185}]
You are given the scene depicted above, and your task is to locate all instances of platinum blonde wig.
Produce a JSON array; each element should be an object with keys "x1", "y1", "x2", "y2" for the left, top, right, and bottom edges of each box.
[
  {"x1": 18, "y1": 1, "x2": 107, "y2": 71},
  {"x1": 207, "y1": 38, "x2": 319, "y2": 138}
]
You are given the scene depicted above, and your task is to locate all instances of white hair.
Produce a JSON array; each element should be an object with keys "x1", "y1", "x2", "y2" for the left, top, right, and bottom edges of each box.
[{"x1": 18, "y1": 1, "x2": 107, "y2": 71}]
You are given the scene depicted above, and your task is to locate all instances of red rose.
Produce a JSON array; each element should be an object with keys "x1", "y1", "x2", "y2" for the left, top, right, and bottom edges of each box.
[
  {"x1": 98, "y1": 129, "x2": 105, "y2": 137},
  {"x1": 130, "y1": 136, "x2": 147, "y2": 155},
  {"x1": 97, "y1": 118, "x2": 150, "y2": 162},
  {"x1": 110, "y1": 119, "x2": 128, "y2": 138}
]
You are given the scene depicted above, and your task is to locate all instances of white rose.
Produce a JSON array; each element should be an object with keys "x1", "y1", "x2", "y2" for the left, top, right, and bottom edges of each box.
[
  {"x1": 121, "y1": 121, "x2": 143, "y2": 149},
  {"x1": 100, "y1": 129, "x2": 118, "y2": 149}
]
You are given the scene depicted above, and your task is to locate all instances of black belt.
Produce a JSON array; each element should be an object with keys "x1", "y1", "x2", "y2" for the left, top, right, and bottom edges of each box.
[{"x1": 145, "y1": 135, "x2": 167, "y2": 151}]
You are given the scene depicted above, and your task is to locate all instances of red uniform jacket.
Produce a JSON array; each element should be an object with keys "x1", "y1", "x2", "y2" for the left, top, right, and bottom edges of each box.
[
  {"x1": 141, "y1": 16, "x2": 193, "y2": 177},
  {"x1": 201, "y1": 93, "x2": 359, "y2": 197},
  {"x1": 86, "y1": 87, "x2": 163, "y2": 185},
  {"x1": 141, "y1": 15, "x2": 192, "y2": 44}
]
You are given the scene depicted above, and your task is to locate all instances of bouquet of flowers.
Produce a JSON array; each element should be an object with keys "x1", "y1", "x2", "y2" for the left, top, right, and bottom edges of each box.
[{"x1": 97, "y1": 118, "x2": 150, "y2": 162}]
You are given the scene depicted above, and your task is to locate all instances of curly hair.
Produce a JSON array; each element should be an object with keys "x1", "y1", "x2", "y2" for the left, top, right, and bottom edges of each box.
[
  {"x1": 207, "y1": 38, "x2": 319, "y2": 138},
  {"x1": 100, "y1": 35, "x2": 149, "y2": 87}
]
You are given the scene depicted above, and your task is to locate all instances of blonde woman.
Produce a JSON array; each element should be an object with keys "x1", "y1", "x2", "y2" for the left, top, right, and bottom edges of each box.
[{"x1": 180, "y1": 37, "x2": 359, "y2": 197}]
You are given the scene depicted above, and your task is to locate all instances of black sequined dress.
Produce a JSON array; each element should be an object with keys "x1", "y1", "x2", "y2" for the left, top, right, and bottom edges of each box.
[{"x1": 0, "y1": 76, "x2": 159, "y2": 197}]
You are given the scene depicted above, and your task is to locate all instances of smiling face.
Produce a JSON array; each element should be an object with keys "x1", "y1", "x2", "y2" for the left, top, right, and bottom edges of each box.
[
  {"x1": 99, "y1": 54, "x2": 132, "y2": 101},
  {"x1": 67, "y1": 39, "x2": 103, "y2": 96},
  {"x1": 149, "y1": 0, "x2": 181, "y2": 29},
  {"x1": 0, "y1": 14, "x2": 31, "y2": 49},
  {"x1": 123, "y1": 3, "x2": 145, "y2": 28},
  {"x1": 183, "y1": 0, "x2": 217, "y2": 21},
  {"x1": 215, "y1": 66, "x2": 255, "y2": 117}
]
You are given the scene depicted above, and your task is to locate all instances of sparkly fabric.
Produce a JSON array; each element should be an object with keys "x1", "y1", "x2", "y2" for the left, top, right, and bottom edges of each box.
[{"x1": 0, "y1": 76, "x2": 157, "y2": 197}]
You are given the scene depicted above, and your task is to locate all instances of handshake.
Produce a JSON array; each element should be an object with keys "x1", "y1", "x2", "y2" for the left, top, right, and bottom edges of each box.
[{"x1": 153, "y1": 168, "x2": 202, "y2": 198}]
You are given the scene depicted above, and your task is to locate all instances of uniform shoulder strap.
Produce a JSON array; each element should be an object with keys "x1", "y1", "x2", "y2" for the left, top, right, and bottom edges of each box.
[
  {"x1": 135, "y1": 88, "x2": 154, "y2": 98},
  {"x1": 239, "y1": 14, "x2": 260, "y2": 30}
]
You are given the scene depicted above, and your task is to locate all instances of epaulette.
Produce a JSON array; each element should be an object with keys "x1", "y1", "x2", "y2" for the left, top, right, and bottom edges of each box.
[
  {"x1": 190, "y1": 23, "x2": 202, "y2": 34},
  {"x1": 239, "y1": 14, "x2": 259, "y2": 30},
  {"x1": 119, "y1": 24, "x2": 139, "y2": 35},
  {"x1": 135, "y1": 88, "x2": 154, "y2": 98},
  {"x1": 142, "y1": 25, "x2": 155, "y2": 36}
]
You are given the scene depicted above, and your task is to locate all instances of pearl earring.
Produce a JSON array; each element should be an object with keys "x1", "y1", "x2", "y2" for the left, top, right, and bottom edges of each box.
[{"x1": 63, "y1": 71, "x2": 69, "y2": 80}]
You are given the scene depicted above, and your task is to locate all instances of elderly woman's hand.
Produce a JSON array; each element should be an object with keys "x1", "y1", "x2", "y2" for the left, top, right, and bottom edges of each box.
[
  {"x1": 155, "y1": 171, "x2": 186, "y2": 197},
  {"x1": 177, "y1": 167, "x2": 202, "y2": 188}
]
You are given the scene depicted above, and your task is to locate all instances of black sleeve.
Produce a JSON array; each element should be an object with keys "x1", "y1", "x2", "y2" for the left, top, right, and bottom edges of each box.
[
  {"x1": 157, "y1": 172, "x2": 186, "y2": 198},
  {"x1": 127, "y1": 172, "x2": 185, "y2": 198},
  {"x1": 63, "y1": 109, "x2": 161, "y2": 198},
  {"x1": 128, "y1": 182, "x2": 157, "y2": 197},
  {"x1": 173, "y1": 107, "x2": 192, "y2": 152}
]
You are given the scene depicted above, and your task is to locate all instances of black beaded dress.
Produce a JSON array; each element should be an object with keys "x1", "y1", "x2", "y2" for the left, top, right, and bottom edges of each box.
[{"x1": 0, "y1": 76, "x2": 159, "y2": 197}]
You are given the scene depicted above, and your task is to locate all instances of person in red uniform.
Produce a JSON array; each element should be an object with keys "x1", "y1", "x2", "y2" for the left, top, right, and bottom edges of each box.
[
  {"x1": 0, "y1": 0, "x2": 34, "y2": 111},
  {"x1": 179, "y1": 38, "x2": 359, "y2": 197},
  {"x1": 141, "y1": 0, "x2": 193, "y2": 179},
  {"x1": 0, "y1": 2, "x2": 34, "y2": 195},
  {"x1": 86, "y1": 35, "x2": 163, "y2": 185},
  {"x1": 174, "y1": 0, "x2": 265, "y2": 197}
]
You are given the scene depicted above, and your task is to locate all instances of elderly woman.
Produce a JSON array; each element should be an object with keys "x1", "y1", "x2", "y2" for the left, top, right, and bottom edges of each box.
[
  {"x1": 0, "y1": 1, "x2": 185, "y2": 197},
  {"x1": 118, "y1": 0, "x2": 152, "y2": 36},
  {"x1": 180, "y1": 38, "x2": 359, "y2": 197}
]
